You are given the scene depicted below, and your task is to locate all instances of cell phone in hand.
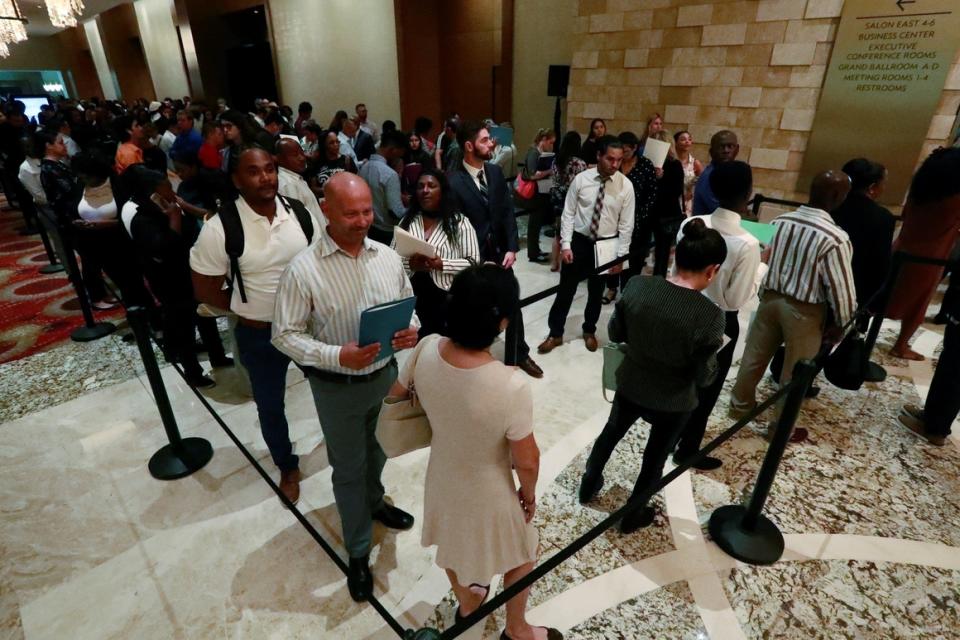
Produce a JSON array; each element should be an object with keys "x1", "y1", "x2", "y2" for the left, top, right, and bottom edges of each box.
[{"x1": 149, "y1": 193, "x2": 172, "y2": 209}]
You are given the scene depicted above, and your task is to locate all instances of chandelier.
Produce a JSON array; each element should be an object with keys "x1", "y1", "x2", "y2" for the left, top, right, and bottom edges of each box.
[
  {"x1": 45, "y1": 0, "x2": 84, "y2": 28},
  {"x1": 0, "y1": 0, "x2": 27, "y2": 59}
]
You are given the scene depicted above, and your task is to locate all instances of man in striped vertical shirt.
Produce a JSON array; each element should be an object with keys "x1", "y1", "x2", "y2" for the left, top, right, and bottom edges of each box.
[
  {"x1": 729, "y1": 170, "x2": 855, "y2": 442},
  {"x1": 271, "y1": 172, "x2": 419, "y2": 603}
]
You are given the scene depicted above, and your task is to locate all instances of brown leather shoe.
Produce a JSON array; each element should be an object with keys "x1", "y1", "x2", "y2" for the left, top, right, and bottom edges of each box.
[
  {"x1": 518, "y1": 356, "x2": 544, "y2": 378},
  {"x1": 537, "y1": 336, "x2": 563, "y2": 354},
  {"x1": 279, "y1": 469, "x2": 301, "y2": 506},
  {"x1": 583, "y1": 333, "x2": 599, "y2": 352}
]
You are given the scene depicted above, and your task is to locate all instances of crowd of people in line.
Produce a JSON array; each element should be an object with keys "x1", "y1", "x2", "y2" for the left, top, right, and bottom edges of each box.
[{"x1": 1, "y1": 93, "x2": 959, "y2": 640}]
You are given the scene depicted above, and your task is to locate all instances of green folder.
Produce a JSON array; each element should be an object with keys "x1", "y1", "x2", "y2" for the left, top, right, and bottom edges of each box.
[{"x1": 740, "y1": 219, "x2": 777, "y2": 245}]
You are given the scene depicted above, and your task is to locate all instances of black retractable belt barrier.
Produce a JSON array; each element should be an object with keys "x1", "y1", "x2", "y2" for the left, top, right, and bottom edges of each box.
[
  {"x1": 123, "y1": 306, "x2": 410, "y2": 637},
  {"x1": 427, "y1": 380, "x2": 796, "y2": 639},
  {"x1": 127, "y1": 306, "x2": 213, "y2": 480},
  {"x1": 37, "y1": 205, "x2": 115, "y2": 341}
]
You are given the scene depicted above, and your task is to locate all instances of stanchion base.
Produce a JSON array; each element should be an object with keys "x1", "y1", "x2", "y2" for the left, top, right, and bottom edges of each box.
[
  {"x1": 39, "y1": 263, "x2": 65, "y2": 274},
  {"x1": 865, "y1": 361, "x2": 887, "y2": 383},
  {"x1": 71, "y1": 322, "x2": 116, "y2": 342},
  {"x1": 708, "y1": 505, "x2": 784, "y2": 565},
  {"x1": 148, "y1": 438, "x2": 214, "y2": 480},
  {"x1": 407, "y1": 629, "x2": 441, "y2": 640}
]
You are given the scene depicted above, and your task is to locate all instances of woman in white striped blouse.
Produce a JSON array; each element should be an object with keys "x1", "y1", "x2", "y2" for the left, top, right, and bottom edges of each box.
[{"x1": 395, "y1": 168, "x2": 480, "y2": 337}]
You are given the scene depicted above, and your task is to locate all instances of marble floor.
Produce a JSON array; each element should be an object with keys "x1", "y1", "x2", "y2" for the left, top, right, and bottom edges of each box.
[{"x1": 1, "y1": 257, "x2": 958, "y2": 640}]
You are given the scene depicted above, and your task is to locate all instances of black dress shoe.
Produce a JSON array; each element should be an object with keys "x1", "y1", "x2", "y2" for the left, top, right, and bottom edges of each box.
[
  {"x1": 347, "y1": 555, "x2": 373, "y2": 602},
  {"x1": 528, "y1": 253, "x2": 549, "y2": 264},
  {"x1": 210, "y1": 356, "x2": 234, "y2": 368},
  {"x1": 185, "y1": 373, "x2": 216, "y2": 389},
  {"x1": 372, "y1": 503, "x2": 415, "y2": 530},
  {"x1": 518, "y1": 356, "x2": 544, "y2": 379},
  {"x1": 620, "y1": 505, "x2": 655, "y2": 534},
  {"x1": 578, "y1": 472, "x2": 604, "y2": 504},
  {"x1": 672, "y1": 453, "x2": 722, "y2": 471},
  {"x1": 806, "y1": 385, "x2": 820, "y2": 399}
]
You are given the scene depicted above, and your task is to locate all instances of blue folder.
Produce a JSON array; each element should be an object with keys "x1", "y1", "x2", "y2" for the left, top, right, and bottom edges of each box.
[{"x1": 358, "y1": 296, "x2": 417, "y2": 360}]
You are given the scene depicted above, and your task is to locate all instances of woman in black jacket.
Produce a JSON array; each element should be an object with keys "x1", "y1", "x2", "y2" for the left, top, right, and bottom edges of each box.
[{"x1": 649, "y1": 131, "x2": 685, "y2": 277}]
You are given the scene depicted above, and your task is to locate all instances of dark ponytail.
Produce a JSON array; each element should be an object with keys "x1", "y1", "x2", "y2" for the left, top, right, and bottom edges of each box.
[{"x1": 676, "y1": 218, "x2": 727, "y2": 272}]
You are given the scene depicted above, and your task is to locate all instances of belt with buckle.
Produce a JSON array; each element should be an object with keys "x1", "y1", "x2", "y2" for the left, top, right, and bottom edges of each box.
[{"x1": 303, "y1": 359, "x2": 396, "y2": 384}]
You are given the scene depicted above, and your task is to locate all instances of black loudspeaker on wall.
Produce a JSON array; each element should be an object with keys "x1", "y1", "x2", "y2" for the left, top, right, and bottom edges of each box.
[{"x1": 548, "y1": 65, "x2": 570, "y2": 98}]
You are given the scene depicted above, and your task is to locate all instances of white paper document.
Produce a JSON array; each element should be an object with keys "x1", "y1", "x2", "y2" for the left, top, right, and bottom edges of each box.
[
  {"x1": 393, "y1": 226, "x2": 437, "y2": 259},
  {"x1": 642, "y1": 137, "x2": 671, "y2": 169},
  {"x1": 594, "y1": 235, "x2": 627, "y2": 274}
]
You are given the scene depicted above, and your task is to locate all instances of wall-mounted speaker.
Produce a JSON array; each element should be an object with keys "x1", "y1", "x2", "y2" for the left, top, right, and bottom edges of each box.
[{"x1": 548, "y1": 65, "x2": 570, "y2": 98}]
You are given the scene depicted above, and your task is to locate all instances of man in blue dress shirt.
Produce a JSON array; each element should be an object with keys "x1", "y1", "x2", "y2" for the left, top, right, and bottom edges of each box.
[{"x1": 692, "y1": 130, "x2": 739, "y2": 216}]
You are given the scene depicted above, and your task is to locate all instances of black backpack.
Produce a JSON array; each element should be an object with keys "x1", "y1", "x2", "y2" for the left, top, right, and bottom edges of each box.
[{"x1": 219, "y1": 195, "x2": 314, "y2": 303}]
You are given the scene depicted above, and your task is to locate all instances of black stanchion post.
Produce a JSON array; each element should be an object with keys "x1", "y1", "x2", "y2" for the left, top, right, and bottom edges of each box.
[
  {"x1": 38, "y1": 207, "x2": 116, "y2": 341},
  {"x1": 33, "y1": 206, "x2": 64, "y2": 274},
  {"x1": 127, "y1": 305, "x2": 214, "y2": 480},
  {"x1": 708, "y1": 358, "x2": 818, "y2": 565}
]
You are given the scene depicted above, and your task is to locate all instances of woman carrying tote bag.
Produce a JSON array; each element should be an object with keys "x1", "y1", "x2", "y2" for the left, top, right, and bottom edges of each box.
[{"x1": 384, "y1": 264, "x2": 562, "y2": 640}]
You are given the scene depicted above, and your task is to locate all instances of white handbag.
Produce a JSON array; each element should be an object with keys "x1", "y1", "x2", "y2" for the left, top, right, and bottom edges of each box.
[{"x1": 375, "y1": 340, "x2": 432, "y2": 457}]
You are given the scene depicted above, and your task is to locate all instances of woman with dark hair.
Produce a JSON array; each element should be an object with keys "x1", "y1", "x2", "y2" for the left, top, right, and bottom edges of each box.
[
  {"x1": 219, "y1": 109, "x2": 270, "y2": 172},
  {"x1": 386, "y1": 264, "x2": 561, "y2": 640},
  {"x1": 674, "y1": 130, "x2": 703, "y2": 215},
  {"x1": 308, "y1": 129, "x2": 356, "y2": 196},
  {"x1": 39, "y1": 134, "x2": 119, "y2": 310},
  {"x1": 120, "y1": 165, "x2": 229, "y2": 387},
  {"x1": 579, "y1": 118, "x2": 606, "y2": 166},
  {"x1": 885, "y1": 147, "x2": 960, "y2": 360},
  {"x1": 549, "y1": 131, "x2": 588, "y2": 271},
  {"x1": 71, "y1": 150, "x2": 156, "y2": 312},
  {"x1": 602, "y1": 130, "x2": 657, "y2": 303},
  {"x1": 328, "y1": 109, "x2": 349, "y2": 133},
  {"x1": 521, "y1": 128, "x2": 556, "y2": 263},
  {"x1": 395, "y1": 168, "x2": 480, "y2": 337},
  {"x1": 831, "y1": 158, "x2": 896, "y2": 320},
  {"x1": 648, "y1": 130, "x2": 685, "y2": 276},
  {"x1": 579, "y1": 219, "x2": 726, "y2": 534},
  {"x1": 113, "y1": 114, "x2": 145, "y2": 175}
]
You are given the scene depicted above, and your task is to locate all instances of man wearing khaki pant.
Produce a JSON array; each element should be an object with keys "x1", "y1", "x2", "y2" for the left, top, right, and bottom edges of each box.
[{"x1": 729, "y1": 171, "x2": 856, "y2": 443}]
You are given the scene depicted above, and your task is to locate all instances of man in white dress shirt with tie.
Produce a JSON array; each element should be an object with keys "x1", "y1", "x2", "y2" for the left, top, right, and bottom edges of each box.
[
  {"x1": 539, "y1": 135, "x2": 635, "y2": 354},
  {"x1": 272, "y1": 172, "x2": 419, "y2": 603}
]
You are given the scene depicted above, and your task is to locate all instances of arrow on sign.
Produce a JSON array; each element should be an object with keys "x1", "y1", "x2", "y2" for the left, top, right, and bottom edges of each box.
[{"x1": 896, "y1": 0, "x2": 916, "y2": 10}]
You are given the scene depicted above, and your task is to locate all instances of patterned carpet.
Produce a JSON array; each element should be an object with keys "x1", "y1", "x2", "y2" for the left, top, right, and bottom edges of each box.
[{"x1": 0, "y1": 203, "x2": 121, "y2": 364}]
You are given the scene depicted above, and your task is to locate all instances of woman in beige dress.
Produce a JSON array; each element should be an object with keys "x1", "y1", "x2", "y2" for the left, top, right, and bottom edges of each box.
[{"x1": 388, "y1": 265, "x2": 561, "y2": 640}]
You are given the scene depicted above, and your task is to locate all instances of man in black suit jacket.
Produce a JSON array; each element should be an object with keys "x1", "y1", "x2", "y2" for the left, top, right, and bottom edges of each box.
[
  {"x1": 348, "y1": 117, "x2": 377, "y2": 163},
  {"x1": 448, "y1": 120, "x2": 543, "y2": 379}
]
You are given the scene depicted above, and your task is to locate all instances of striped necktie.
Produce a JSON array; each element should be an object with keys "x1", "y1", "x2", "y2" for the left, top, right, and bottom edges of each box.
[
  {"x1": 590, "y1": 175, "x2": 609, "y2": 239},
  {"x1": 477, "y1": 167, "x2": 489, "y2": 205}
]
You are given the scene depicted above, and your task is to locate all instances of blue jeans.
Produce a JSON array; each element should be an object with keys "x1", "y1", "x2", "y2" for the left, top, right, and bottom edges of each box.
[{"x1": 233, "y1": 323, "x2": 299, "y2": 472}]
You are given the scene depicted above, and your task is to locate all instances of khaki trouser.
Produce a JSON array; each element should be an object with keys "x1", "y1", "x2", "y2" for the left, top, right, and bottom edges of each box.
[{"x1": 730, "y1": 290, "x2": 825, "y2": 419}]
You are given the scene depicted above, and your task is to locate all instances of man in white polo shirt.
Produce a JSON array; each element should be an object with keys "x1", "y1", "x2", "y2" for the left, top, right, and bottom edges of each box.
[
  {"x1": 276, "y1": 137, "x2": 325, "y2": 228},
  {"x1": 190, "y1": 147, "x2": 316, "y2": 504}
]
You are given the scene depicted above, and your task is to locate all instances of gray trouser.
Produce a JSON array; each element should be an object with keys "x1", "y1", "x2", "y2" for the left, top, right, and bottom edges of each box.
[
  {"x1": 730, "y1": 290, "x2": 825, "y2": 420},
  {"x1": 307, "y1": 361, "x2": 396, "y2": 558}
]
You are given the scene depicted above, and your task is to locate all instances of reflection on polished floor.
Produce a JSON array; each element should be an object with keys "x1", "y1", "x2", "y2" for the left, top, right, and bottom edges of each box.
[{"x1": 1, "y1": 258, "x2": 957, "y2": 640}]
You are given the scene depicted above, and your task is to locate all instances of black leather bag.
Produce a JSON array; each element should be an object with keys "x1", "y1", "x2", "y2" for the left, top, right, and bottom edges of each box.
[{"x1": 824, "y1": 332, "x2": 868, "y2": 391}]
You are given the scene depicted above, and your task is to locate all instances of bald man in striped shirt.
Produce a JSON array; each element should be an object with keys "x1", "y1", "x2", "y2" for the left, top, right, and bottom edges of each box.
[
  {"x1": 272, "y1": 173, "x2": 419, "y2": 602},
  {"x1": 729, "y1": 171, "x2": 855, "y2": 443}
]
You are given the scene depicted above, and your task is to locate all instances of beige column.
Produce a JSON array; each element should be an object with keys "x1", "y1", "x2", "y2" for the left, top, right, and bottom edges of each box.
[
  {"x1": 82, "y1": 19, "x2": 119, "y2": 100},
  {"x1": 133, "y1": 0, "x2": 191, "y2": 100}
]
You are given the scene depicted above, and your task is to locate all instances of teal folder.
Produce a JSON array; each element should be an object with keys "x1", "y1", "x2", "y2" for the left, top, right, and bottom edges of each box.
[
  {"x1": 740, "y1": 219, "x2": 777, "y2": 246},
  {"x1": 358, "y1": 296, "x2": 417, "y2": 360}
]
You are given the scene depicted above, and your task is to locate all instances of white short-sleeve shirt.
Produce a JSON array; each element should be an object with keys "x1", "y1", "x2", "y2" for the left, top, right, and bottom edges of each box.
[{"x1": 189, "y1": 195, "x2": 311, "y2": 322}]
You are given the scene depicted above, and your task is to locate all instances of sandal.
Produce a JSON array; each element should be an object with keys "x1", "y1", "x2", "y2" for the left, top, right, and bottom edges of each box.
[
  {"x1": 500, "y1": 627, "x2": 563, "y2": 640},
  {"x1": 455, "y1": 583, "x2": 490, "y2": 623}
]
